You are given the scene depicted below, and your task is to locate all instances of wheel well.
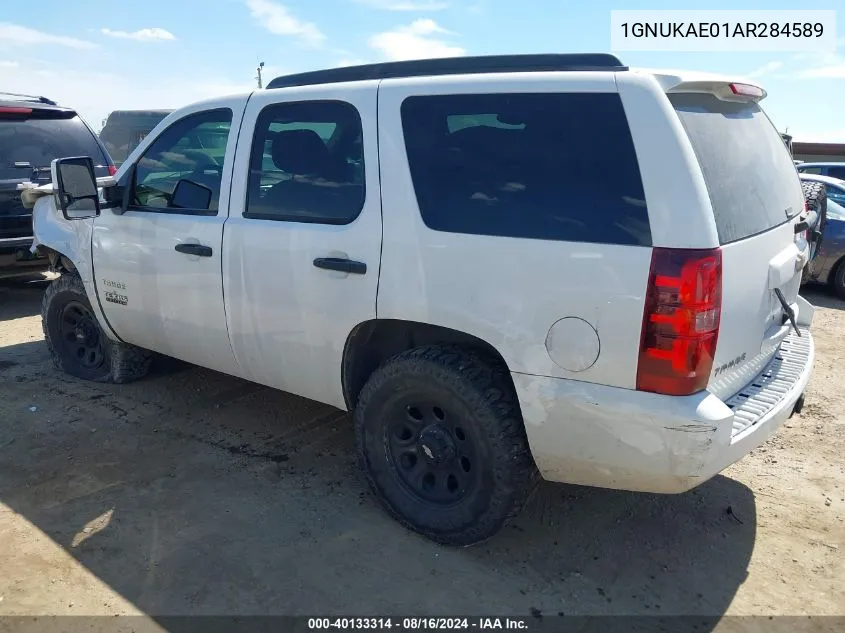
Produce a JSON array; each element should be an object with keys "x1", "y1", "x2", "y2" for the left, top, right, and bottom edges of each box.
[
  {"x1": 342, "y1": 319, "x2": 513, "y2": 410},
  {"x1": 37, "y1": 246, "x2": 75, "y2": 274}
]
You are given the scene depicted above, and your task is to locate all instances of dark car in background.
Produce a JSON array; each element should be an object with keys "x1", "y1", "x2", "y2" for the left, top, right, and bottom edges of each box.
[
  {"x1": 99, "y1": 109, "x2": 172, "y2": 167},
  {"x1": 0, "y1": 92, "x2": 114, "y2": 278},
  {"x1": 805, "y1": 198, "x2": 845, "y2": 299}
]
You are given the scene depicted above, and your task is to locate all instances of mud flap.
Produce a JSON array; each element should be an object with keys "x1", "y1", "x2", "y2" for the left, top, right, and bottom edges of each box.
[
  {"x1": 796, "y1": 295, "x2": 815, "y2": 327},
  {"x1": 790, "y1": 393, "x2": 806, "y2": 418}
]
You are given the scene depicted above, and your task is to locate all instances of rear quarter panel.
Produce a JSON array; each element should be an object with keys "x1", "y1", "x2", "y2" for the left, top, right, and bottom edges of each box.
[{"x1": 376, "y1": 72, "x2": 654, "y2": 388}]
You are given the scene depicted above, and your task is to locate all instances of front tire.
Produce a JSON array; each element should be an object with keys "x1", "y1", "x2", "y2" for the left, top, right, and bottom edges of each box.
[
  {"x1": 355, "y1": 345, "x2": 537, "y2": 546},
  {"x1": 42, "y1": 274, "x2": 151, "y2": 383}
]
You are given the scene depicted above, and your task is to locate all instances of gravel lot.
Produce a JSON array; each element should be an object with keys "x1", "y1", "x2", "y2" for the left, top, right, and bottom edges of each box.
[{"x1": 0, "y1": 274, "x2": 842, "y2": 624}]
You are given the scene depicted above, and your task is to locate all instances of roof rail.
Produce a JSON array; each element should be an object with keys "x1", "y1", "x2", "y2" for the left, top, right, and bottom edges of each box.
[
  {"x1": 267, "y1": 54, "x2": 626, "y2": 89},
  {"x1": 0, "y1": 91, "x2": 58, "y2": 106}
]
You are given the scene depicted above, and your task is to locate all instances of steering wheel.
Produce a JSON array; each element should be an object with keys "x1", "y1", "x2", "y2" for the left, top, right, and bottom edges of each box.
[{"x1": 186, "y1": 161, "x2": 223, "y2": 188}]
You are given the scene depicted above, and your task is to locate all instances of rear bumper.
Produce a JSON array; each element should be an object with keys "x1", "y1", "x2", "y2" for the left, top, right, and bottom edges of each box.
[{"x1": 515, "y1": 326, "x2": 814, "y2": 494}]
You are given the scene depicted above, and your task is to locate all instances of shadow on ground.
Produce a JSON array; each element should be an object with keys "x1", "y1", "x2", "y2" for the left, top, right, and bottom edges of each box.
[
  {"x1": 0, "y1": 274, "x2": 51, "y2": 321},
  {"x1": 0, "y1": 274, "x2": 757, "y2": 627},
  {"x1": 803, "y1": 284, "x2": 845, "y2": 311},
  {"x1": 0, "y1": 337, "x2": 757, "y2": 626}
]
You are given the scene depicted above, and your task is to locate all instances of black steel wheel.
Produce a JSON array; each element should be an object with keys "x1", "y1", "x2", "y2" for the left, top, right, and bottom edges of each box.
[
  {"x1": 386, "y1": 400, "x2": 480, "y2": 507},
  {"x1": 42, "y1": 273, "x2": 152, "y2": 383},
  {"x1": 58, "y1": 300, "x2": 107, "y2": 372},
  {"x1": 355, "y1": 345, "x2": 537, "y2": 546}
]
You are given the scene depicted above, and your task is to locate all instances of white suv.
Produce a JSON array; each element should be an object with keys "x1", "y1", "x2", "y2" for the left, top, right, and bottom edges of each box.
[{"x1": 25, "y1": 54, "x2": 815, "y2": 546}]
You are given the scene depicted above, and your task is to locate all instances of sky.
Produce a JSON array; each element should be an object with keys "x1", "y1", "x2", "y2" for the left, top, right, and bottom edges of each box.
[{"x1": 0, "y1": 0, "x2": 843, "y2": 140}]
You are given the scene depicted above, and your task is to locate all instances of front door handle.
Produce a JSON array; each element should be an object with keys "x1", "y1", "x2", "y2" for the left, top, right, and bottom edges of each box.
[
  {"x1": 313, "y1": 257, "x2": 366, "y2": 275},
  {"x1": 175, "y1": 243, "x2": 213, "y2": 257}
]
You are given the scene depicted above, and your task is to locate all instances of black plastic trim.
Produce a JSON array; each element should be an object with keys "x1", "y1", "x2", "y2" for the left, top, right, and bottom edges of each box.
[
  {"x1": 175, "y1": 243, "x2": 213, "y2": 257},
  {"x1": 268, "y1": 54, "x2": 626, "y2": 89},
  {"x1": 313, "y1": 257, "x2": 367, "y2": 275}
]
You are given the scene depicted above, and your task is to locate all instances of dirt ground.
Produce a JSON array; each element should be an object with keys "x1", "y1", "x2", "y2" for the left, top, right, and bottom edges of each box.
[{"x1": 0, "y1": 274, "x2": 842, "y2": 624}]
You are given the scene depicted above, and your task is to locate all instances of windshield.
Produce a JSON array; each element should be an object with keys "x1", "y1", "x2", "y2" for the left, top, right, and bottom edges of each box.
[
  {"x1": 0, "y1": 113, "x2": 108, "y2": 181},
  {"x1": 669, "y1": 93, "x2": 804, "y2": 244}
]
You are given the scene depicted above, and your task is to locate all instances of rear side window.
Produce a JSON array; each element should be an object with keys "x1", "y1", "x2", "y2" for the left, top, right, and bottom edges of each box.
[
  {"x1": 0, "y1": 111, "x2": 109, "y2": 181},
  {"x1": 400, "y1": 92, "x2": 650, "y2": 246},
  {"x1": 670, "y1": 93, "x2": 802, "y2": 244}
]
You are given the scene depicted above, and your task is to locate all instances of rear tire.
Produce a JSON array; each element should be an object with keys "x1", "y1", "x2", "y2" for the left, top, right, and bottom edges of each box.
[
  {"x1": 42, "y1": 273, "x2": 151, "y2": 383},
  {"x1": 354, "y1": 345, "x2": 537, "y2": 546}
]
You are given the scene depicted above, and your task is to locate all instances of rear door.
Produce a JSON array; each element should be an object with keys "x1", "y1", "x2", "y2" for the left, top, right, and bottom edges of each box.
[
  {"x1": 667, "y1": 91, "x2": 809, "y2": 399},
  {"x1": 224, "y1": 83, "x2": 381, "y2": 409}
]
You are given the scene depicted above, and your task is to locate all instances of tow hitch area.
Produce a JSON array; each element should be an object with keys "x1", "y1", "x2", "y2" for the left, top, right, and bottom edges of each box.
[{"x1": 791, "y1": 393, "x2": 806, "y2": 418}]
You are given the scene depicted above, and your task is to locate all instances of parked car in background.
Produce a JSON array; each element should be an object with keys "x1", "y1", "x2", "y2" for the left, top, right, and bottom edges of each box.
[
  {"x1": 804, "y1": 198, "x2": 845, "y2": 298},
  {"x1": 99, "y1": 109, "x2": 172, "y2": 167},
  {"x1": 797, "y1": 162, "x2": 845, "y2": 180},
  {"x1": 0, "y1": 92, "x2": 114, "y2": 278},
  {"x1": 799, "y1": 173, "x2": 845, "y2": 206},
  {"x1": 25, "y1": 55, "x2": 815, "y2": 545}
]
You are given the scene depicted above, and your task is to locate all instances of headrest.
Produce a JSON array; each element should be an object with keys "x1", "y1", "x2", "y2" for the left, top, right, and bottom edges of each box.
[{"x1": 271, "y1": 129, "x2": 330, "y2": 175}]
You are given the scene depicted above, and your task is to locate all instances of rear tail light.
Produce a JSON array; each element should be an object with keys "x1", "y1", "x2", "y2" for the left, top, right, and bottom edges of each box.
[
  {"x1": 0, "y1": 106, "x2": 32, "y2": 118},
  {"x1": 729, "y1": 83, "x2": 765, "y2": 99},
  {"x1": 108, "y1": 164, "x2": 118, "y2": 176},
  {"x1": 636, "y1": 248, "x2": 722, "y2": 396}
]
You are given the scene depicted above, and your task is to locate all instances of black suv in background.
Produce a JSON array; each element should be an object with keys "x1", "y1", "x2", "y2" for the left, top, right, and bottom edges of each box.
[
  {"x1": 0, "y1": 92, "x2": 114, "y2": 278},
  {"x1": 99, "y1": 109, "x2": 172, "y2": 167}
]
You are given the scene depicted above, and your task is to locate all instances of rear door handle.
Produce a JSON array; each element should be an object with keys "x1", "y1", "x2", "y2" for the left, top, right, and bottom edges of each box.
[
  {"x1": 175, "y1": 243, "x2": 213, "y2": 257},
  {"x1": 313, "y1": 257, "x2": 367, "y2": 275}
]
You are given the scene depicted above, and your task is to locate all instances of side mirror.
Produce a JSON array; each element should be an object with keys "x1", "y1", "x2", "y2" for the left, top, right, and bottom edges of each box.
[
  {"x1": 171, "y1": 179, "x2": 212, "y2": 210},
  {"x1": 52, "y1": 157, "x2": 100, "y2": 220}
]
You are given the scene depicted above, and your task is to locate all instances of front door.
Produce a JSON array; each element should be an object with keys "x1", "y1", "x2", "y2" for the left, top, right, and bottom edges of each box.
[
  {"x1": 223, "y1": 85, "x2": 382, "y2": 409},
  {"x1": 91, "y1": 103, "x2": 244, "y2": 377}
]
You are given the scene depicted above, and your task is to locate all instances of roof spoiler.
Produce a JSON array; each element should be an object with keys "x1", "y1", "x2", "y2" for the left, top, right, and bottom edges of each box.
[{"x1": 667, "y1": 80, "x2": 766, "y2": 102}]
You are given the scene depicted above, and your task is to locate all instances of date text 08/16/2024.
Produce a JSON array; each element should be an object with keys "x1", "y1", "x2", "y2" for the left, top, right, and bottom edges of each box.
[{"x1": 307, "y1": 618, "x2": 529, "y2": 631}]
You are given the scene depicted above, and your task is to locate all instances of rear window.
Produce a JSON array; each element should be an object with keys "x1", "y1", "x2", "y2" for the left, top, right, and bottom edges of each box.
[
  {"x1": 827, "y1": 166, "x2": 845, "y2": 180},
  {"x1": 0, "y1": 111, "x2": 109, "y2": 181},
  {"x1": 400, "y1": 92, "x2": 651, "y2": 246},
  {"x1": 670, "y1": 93, "x2": 802, "y2": 244}
]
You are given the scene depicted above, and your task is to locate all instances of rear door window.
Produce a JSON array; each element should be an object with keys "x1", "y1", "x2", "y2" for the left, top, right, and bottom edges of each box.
[
  {"x1": 244, "y1": 100, "x2": 365, "y2": 224},
  {"x1": 670, "y1": 93, "x2": 802, "y2": 244},
  {"x1": 400, "y1": 92, "x2": 650, "y2": 246},
  {"x1": 0, "y1": 111, "x2": 109, "y2": 181}
]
